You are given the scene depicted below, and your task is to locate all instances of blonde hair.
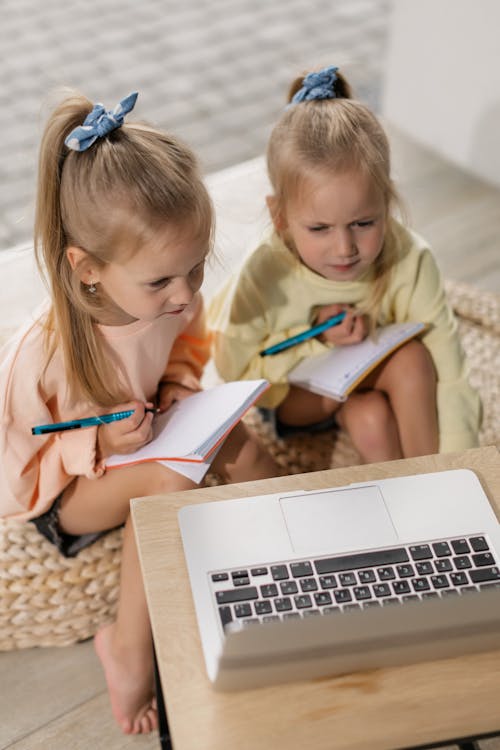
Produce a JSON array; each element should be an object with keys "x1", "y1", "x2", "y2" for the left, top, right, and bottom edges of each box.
[
  {"x1": 34, "y1": 90, "x2": 213, "y2": 407},
  {"x1": 266, "y1": 69, "x2": 404, "y2": 326}
]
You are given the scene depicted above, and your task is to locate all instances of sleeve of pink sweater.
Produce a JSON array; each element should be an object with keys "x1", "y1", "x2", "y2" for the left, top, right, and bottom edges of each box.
[{"x1": 0, "y1": 317, "x2": 105, "y2": 520}]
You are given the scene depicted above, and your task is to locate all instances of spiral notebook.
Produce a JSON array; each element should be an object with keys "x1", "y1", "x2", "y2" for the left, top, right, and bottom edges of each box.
[
  {"x1": 106, "y1": 379, "x2": 269, "y2": 482},
  {"x1": 288, "y1": 321, "x2": 426, "y2": 402}
]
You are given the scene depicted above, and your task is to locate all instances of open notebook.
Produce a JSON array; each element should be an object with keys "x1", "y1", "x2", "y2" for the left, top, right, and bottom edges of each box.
[
  {"x1": 106, "y1": 379, "x2": 269, "y2": 483},
  {"x1": 288, "y1": 321, "x2": 426, "y2": 401}
]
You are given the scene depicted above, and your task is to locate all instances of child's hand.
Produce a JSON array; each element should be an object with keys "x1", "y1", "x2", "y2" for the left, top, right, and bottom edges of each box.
[
  {"x1": 157, "y1": 381, "x2": 200, "y2": 413},
  {"x1": 314, "y1": 304, "x2": 367, "y2": 345},
  {"x1": 97, "y1": 400, "x2": 154, "y2": 458}
]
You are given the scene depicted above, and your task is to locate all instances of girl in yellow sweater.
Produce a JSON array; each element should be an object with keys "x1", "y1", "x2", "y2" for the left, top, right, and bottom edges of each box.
[{"x1": 209, "y1": 66, "x2": 481, "y2": 460}]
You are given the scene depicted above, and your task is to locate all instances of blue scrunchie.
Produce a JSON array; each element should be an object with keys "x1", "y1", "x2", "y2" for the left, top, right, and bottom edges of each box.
[
  {"x1": 64, "y1": 91, "x2": 139, "y2": 152},
  {"x1": 290, "y1": 66, "x2": 339, "y2": 105}
]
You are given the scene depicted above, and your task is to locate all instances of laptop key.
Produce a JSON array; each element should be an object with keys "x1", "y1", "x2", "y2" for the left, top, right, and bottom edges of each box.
[
  {"x1": 260, "y1": 583, "x2": 279, "y2": 597},
  {"x1": 396, "y1": 564, "x2": 415, "y2": 578},
  {"x1": 393, "y1": 580, "x2": 411, "y2": 595},
  {"x1": 373, "y1": 583, "x2": 391, "y2": 597},
  {"x1": 353, "y1": 585, "x2": 372, "y2": 600},
  {"x1": 377, "y1": 566, "x2": 395, "y2": 580},
  {"x1": 216, "y1": 586, "x2": 259, "y2": 604},
  {"x1": 291, "y1": 561, "x2": 313, "y2": 577},
  {"x1": 432, "y1": 541, "x2": 452, "y2": 557},
  {"x1": 300, "y1": 578, "x2": 318, "y2": 592},
  {"x1": 218, "y1": 606, "x2": 233, "y2": 629},
  {"x1": 211, "y1": 572, "x2": 229, "y2": 582},
  {"x1": 274, "y1": 597, "x2": 293, "y2": 612},
  {"x1": 409, "y1": 544, "x2": 433, "y2": 560},
  {"x1": 254, "y1": 600, "x2": 272, "y2": 615},
  {"x1": 451, "y1": 538, "x2": 470, "y2": 555},
  {"x1": 470, "y1": 536, "x2": 489, "y2": 552},
  {"x1": 470, "y1": 566, "x2": 500, "y2": 584},
  {"x1": 334, "y1": 589, "x2": 352, "y2": 603},
  {"x1": 319, "y1": 575, "x2": 338, "y2": 589},
  {"x1": 233, "y1": 577, "x2": 250, "y2": 586},
  {"x1": 472, "y1": 552, "x2": 495, "y2": 567},
  {"x1": 280, "y1": 580, "x2": 298, "y2": 595},
  {"x1": 359, "y1": 570, "x2": 376, "y2": 583},
  {"x1": 294, "y1": 594, "x2": 312, "y2": 609},
  {"x1": 450, "y1": 572, "x2": 468, "y2": 586},
  {"x1": 338, "y1": 572, "x2": 356, "y2": 586},
  {"x1": 435, "y1": 559, "x2": 453, "y2": 573},
  {"x1": 430, "y1": 574, "x2": 449, "y2": 589},
  {"x1": 314, "y1": 547, "x2": 408, "y2": 574},
  {"x1": 454, "y1": 555, "x2": 472, "y2": 569},
  {"x1": 234, "y1": 603, "x2": 252, "y2": 618},
  {"x1": 271, "y1": 565, "x2": 289, "y2": 580},
  {"x1": 314, "y1": 591, "x2": 332, "y2": 606},
  {"x1": 412, "y1": 578, "x2": 430, "y2": 592},
  {"x1": 250, "y1": 567, "x2": 268, "y2": 576}
]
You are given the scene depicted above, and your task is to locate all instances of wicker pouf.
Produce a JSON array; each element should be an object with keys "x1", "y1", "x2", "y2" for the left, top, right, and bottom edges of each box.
[
  {"x1": 0, "y1": 278, "x2": 499, "y2": 651},
  {"x1": 0, "y1": 521, "x2": 122, "y2": 650}
]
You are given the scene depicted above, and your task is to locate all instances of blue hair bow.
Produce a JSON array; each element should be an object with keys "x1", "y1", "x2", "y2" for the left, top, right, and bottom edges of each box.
[
  {"x1": 64, "y1": 91, "x2": 139, "y2": 152},
  {"x1": 290, "y1": 66, "x2": 339, "y2": 105}
]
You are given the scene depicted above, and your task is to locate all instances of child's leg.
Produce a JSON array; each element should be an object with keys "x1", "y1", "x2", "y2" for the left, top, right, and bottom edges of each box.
[
  {"x1": 277, "y1": 385, "x2": 402, "y2": 463},
  {"x1": 336, "y1": 390, "x2": 402, "y2": 462},
  {"x1": 364, "y1": 339, "x2": 439, "y2": 457},
  {"x1": 59, "y1": 463, "x2": 196, "y2": 735},
  {"x1": 277, "y1": 385, "x2": 341, "y2": 427},
  {"x1": 211, "y1": 421, "x2": 282, "y2": 482}
]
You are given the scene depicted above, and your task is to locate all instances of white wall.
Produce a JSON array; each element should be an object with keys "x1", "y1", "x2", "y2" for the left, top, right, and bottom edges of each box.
[{"x1": 382, "y1": 0, "x2": 500, "y2": 187}]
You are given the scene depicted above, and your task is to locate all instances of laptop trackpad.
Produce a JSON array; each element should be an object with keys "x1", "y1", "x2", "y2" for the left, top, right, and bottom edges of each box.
[{"x1": 280, "y1": 486, "x2": 399, "y2": 556}]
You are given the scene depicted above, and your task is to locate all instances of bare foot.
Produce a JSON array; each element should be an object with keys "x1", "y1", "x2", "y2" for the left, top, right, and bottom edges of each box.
[{"x1": 94, "y1": 622, "x2": 158, "y2": 734}]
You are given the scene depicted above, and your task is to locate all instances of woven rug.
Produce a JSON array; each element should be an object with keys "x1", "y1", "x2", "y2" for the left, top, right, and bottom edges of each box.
[{"x1": 1, "y1": 279, "x2": 499, "y2": 651}]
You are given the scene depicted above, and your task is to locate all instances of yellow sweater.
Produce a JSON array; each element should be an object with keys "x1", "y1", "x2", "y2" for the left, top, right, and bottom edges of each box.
[{"x1": 208, "y1": 222, "x2": 481, "y2": 452}]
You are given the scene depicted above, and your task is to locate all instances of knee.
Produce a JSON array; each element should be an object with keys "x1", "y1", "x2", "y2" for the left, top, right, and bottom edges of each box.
[
  {"x1": 385, "y1": 340, "x2": 436, "y2": 393},
  {"x1": 345, "y1": 391, "x2": 396, "y2": 455},
  {"x1": 143, "y1": 463, "x2": 197, "y2": 495},
  {"x1": 355, "y1": 391, "x2": 394, "y2": 436}
]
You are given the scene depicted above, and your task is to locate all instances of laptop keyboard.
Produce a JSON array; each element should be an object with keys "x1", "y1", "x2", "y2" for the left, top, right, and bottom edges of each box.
[{"x1": 209, "y1": 534, "x2": 500, "y2": 633}]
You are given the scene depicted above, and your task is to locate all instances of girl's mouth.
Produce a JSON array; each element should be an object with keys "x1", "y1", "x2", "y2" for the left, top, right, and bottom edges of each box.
[{"x1": 330, "y1": 259, "x2": 359, "y2": 272}]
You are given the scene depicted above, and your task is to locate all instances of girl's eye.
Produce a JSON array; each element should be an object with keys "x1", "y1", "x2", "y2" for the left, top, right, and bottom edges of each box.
[
  {"x1": 148, "y1": 277, "x2": 171, "y2": 290},
  {"x1": 353, "y1": 220, "x2": 375, "y2": 228},
  {"x1": 308, "y1": 225, "x2": 328, "y2": 232}
]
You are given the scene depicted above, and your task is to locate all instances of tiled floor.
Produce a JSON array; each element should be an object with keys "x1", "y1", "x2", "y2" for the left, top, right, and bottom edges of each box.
[{"x1": 0, "y1": 0, "x2": 391, "y2": 250}]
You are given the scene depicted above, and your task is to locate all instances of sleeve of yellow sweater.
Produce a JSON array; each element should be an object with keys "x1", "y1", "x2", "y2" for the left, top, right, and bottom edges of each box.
[
  {"x1": 392, "y1": 246, "x2": 482, "y2": 451},
  {"x1": 209, "y1": 249, "x2": 328, "y2": 408}
]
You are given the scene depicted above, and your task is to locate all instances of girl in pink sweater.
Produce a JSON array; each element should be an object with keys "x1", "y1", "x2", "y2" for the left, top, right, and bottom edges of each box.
[{"x1": 0, "y1": 91, "x2": 279, "y2": 734}]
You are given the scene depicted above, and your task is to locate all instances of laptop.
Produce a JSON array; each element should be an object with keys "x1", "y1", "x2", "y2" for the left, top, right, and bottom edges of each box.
[{"x1": 178, "y1": 468, "x2": 500, "y2": 690}]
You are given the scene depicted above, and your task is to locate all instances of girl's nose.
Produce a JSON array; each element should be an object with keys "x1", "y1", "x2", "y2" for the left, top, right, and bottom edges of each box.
[
  {"x1": 169, "y1": 277, "x2": 194, "y2": 306},
  {"x1": 335, "y1": 228, "x2": 356, "y2": 258}
]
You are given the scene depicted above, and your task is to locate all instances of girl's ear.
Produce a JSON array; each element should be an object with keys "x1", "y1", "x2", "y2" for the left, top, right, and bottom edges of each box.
[
  {"x1": 66, "y1": 246, "x2": 99, "y2": 285},
  {"x1": 266, "y1": 195, "x2": 287, "y2": 233}
]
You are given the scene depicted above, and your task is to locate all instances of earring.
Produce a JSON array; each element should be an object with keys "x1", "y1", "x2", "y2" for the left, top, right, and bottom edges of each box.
[{"x1": 87, "y1": 282, "x2": 97, "y2": 294}]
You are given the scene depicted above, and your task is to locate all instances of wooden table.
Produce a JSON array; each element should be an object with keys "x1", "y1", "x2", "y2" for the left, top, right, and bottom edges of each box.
[{"x1": 131, "y1": 446, "x2": 500, "y2": 750}]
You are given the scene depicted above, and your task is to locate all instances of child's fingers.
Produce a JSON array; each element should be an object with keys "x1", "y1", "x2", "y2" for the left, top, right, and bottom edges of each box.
[{"x1": 111, "y1": 401, "x2": 153, "y2": 434}]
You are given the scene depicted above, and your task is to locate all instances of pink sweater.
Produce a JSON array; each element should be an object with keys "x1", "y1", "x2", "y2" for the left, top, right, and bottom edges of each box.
[{"x1": 0, "y1": 294, "x2": 210, "y2": 520}]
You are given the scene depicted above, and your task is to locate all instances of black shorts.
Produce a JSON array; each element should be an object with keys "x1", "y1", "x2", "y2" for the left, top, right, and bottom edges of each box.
[
  {"x1": 258, "y1": 407, "x2": 338, "y2": 439},
  {"x1": 30, "y1": 493, "x2": 107, "y2": 558}
]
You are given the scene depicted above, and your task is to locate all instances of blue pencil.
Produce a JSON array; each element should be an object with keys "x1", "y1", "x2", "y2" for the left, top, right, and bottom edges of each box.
[
  {"x1": 260, "y1": 311, "x2": 347, "y2": 357},
  {"x1": 32, "y1": 408, "x2": 157, "y2": 435}
]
